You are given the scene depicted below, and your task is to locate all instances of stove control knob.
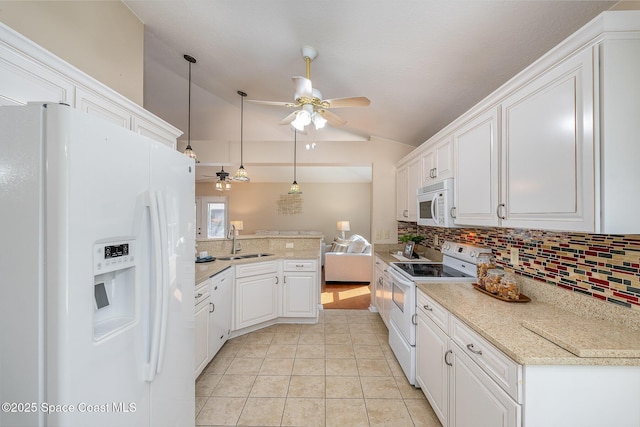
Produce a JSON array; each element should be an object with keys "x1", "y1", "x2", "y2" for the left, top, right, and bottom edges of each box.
[
  {"x1": 470, "y1": 250, "x2": 477, "y2": 257},
  {"x1": 443, "y1": 243, "x2": 450, "y2": 250}
]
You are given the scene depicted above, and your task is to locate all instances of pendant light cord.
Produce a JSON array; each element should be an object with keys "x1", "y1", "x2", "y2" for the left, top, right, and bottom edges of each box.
[
  {"x1": 294, "y1": 130, "x2": 297, "y2": 181},
  {"x1": 188, "y1": 60, "x2": 192, "y2": 146},
  {"x1": 238, "y1": 90, "x2": 247, "y2": 166}
]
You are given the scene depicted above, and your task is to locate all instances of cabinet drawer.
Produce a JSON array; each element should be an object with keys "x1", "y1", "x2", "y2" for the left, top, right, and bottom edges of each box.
[
  {"x1": 283, "y1": 260, "x2": 316, "y2": 272},
  {"x1": 195, "y1": 280, "x2": 211, "y2": 306},
  {"x1": 417, "y1": 290, "x2": 449, "y2": 333},
  {"x1": 211, "y1": 268, "x2": 232, "y2": 288},
  {"x1": 450, "y1": 316, "x2": 521, "y2": 402},
  {"x1": 236, "y1": 261, "x2": 279, "y2": 278}
]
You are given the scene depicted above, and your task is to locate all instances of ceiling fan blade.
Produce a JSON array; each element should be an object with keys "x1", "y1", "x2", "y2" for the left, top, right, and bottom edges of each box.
[
  {"x1": 247, "y1": 99, "x2": 297, "y2": 108},
  {"x1": 292, "y1": 76, "x2": 313, "y2": 99},
  {"x1": 318, "y1": 109, "x2": 347, "y2": 127},
  {"x1": 323, "y1": 96, "x2": 371, "y2": 108},
  {"x1": 279, "y1": 111, "x2": 298, "y2": 125}
]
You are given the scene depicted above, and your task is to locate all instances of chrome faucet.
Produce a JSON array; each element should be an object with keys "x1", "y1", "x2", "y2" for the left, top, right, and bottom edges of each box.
[{"x1": 227, "y1": 224, "x2": 240, "y2": 254}]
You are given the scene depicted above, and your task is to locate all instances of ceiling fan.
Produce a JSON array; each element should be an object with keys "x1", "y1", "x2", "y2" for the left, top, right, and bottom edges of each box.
[{"x1": 248, "y1": 46, "x2": 370, "y2": 131}]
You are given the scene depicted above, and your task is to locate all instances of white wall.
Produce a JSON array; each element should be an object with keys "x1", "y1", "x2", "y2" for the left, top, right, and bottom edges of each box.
[
  {"x1": 191, "y1": 134, "x2": 412, "y2": 243},
  {"x1": 197, "y1": 182, "x2": 372, "y2": 241},
  {"x1": 0, "y1": 1, "x2": 144, "y2": 104}
]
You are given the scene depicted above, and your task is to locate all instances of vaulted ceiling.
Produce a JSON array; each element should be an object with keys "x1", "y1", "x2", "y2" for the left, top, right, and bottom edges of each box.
[{"x1": 125, "y1": 0, "x2": 615, "y2": 148}]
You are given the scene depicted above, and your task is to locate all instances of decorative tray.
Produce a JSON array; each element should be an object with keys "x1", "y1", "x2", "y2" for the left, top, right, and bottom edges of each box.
[{"x1": 472, "y1": 284, "x2": 531, "y2": 303}]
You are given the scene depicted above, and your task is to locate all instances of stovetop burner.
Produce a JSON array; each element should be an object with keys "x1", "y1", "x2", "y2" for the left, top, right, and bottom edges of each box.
[{"x1": 392, "y1": 262, "x2": 473, "y2": 279}]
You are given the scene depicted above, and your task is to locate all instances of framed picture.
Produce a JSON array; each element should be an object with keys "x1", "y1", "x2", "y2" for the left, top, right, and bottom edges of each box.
[{"x1": 403, "y1": 241, "x2": 415, "y2": 259}]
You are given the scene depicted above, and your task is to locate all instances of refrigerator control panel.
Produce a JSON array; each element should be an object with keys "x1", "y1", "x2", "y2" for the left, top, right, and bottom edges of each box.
[{"x1": 94, "y1": 239, "x2": 136, "y2": 274}]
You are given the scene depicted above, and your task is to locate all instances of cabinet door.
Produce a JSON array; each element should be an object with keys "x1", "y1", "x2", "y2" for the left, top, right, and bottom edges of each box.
[
  {"x1": 396, "y1": 166, "x2": 409, "y2": 220},
  {"x1": 435, "y1": 136, "x2": 454, "y2": 181},
  {"x1": 235, "y1": 274, "x2": 279, "y2": 330},
  {"x1": 406, "y1": 159, "x2": 421, "y2": 221},
  {"x1": 282, "y1": 272, "x2": 317, "y2": 317},
  {"x1": 421, "y1": 148, "x2": 436, "y2": 185},
  {"x1": 208, "y1": 270, "x2": 233, "y2": 358},
  {"x1": 416, "y1": 313, "x2": 449, "y2": 427},
  {"x1": 450, "y1": 345, "x2": 521, "y2": 427},
  {"x1": 194, "y1": 297, "x2": 210, "y2": 377},
  {"x1": 453, "y1": 107, "x2": 500, "y2": 227},
  {"x1": 500, "y1": 47, "x2": 594, "y2": 232}
]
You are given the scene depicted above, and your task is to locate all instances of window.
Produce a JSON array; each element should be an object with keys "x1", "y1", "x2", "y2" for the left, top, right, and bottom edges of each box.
[{"x1": 197, "y1": 196, "x2": 228, "y2": 239}]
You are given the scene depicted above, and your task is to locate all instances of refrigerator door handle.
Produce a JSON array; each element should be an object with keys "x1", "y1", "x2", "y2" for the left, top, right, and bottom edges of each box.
[
  {"x1": 155, "y1": 191, "x2": 170, "y2": 374},
  {"x1": 145, "y1": 191, "x2": 165, "y2": 382}
]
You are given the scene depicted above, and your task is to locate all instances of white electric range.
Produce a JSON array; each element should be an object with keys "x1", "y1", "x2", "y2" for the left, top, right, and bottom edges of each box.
[{"x1": 387, "y1": 241, "x2": 492, "y2": 385}]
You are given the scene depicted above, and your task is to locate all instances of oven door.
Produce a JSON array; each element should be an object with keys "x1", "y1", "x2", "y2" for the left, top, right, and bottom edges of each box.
[{"x1": 388, "y1": 268, "x2": 416, "y2": 346}]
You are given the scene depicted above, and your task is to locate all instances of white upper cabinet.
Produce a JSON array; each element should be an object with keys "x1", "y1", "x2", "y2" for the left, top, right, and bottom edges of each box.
[
  {"x1": 422, "y1": 135, "x2": 454, "y2": 185},
  {"x1": 453, "y1": 108, "x2": 499, "y2": 227},
  {"x1": 0, "y1": 23, "x2": 181, "y2": 148},
  {"x1": 499, "y1": 47, "x2": 594, "y2": 231},
  {"x1": 442, "y1": 11, "x2": 640, "y2": 233},
  {"x1": 396, "y1": 158, "x2": 421, "y2": 221}
]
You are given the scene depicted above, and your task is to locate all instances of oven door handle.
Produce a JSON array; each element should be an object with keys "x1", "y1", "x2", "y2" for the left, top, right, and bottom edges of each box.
[{"x1": 389, "y1": 268, "x2": 414, "y2": 289}]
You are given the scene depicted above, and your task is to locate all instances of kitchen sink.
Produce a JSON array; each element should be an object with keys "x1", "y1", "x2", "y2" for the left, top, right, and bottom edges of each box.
[{"x1": 217, "y1": 253, "x2": 274, "y2": 261}]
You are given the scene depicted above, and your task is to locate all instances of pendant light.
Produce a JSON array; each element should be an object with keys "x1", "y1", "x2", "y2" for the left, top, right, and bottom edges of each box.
[
  {"x1": 289, "y1": 130, "x2": 302, "y2": 194},
  {"x1": 215, "y1": 166, "x2": 231, "y2": 192},
  {"x1": 233, "y1": 90, "x2": 250, "y2": 181},
  {"x1": 183, "y1": 54, "x2": 198, "y2": 162}
]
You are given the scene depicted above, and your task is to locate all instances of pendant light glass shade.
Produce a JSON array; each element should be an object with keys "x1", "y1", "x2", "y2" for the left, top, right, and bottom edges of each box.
[
  {"x1": 183, "y1": 54, "x2": 198, "y2": 162},
  {"x1": 288, "y1": 130, "x2": 302, "y2": 194},
  {"x1": 215, "y1": 166, "x2": 231, "y2": 192},
  {"x1": 234, "y1": 90, "x2": 250, "y2": 181}
]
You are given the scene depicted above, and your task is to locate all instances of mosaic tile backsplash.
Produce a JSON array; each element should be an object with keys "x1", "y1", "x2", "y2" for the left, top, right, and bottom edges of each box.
[{"x1": 398, "y1": 222, "x2": 640, "y2": 311}]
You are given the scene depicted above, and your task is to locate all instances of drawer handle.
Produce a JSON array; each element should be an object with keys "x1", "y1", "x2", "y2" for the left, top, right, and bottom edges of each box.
[
  {"x1": 467, "y1": 343, "x2": 483, "y2": 355},
  {"x1": 444, "y1": 349, "x2": 453, "y2": 366},
  {"x1": 195, "y1": 293, "x2": 203, "y2": 299},
  {"x1": 423, "y1": 305, "x2": 433, "y2": 311},
  {"x1": 295, "y1": 264, "x2": 304, "y2": 268}
]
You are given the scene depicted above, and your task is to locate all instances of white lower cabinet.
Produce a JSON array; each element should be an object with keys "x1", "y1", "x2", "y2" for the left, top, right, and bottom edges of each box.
[
  {"x1": 234, "y1": 261, "x2": 280, "y2": 330},
  {"x1": 194, "y1": 280, "x2": 211, "y2": 378},
  {"x1": 282, "y1": 260, "x2": 317, "y2": 318},
  {"x1": 416, "y1": 290, "x2": 521, "y2": 427},
  {"x1": 450, "y1": 345, "x2": 520, "y2": 427},
  {"x1": 233, "y1": 259, "x2": 319, "y2": 332},
  {"x1": 416, "y1": 313, "x2": 449, "y2": 424},
  {"x1": 208, "y1": 268, "x2": 233, "y2": 359}
]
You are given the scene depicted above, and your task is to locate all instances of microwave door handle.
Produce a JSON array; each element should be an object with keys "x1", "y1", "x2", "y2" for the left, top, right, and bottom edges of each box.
[{"x1": 431, "y1": 194, "x2": 438, "y2": 223}]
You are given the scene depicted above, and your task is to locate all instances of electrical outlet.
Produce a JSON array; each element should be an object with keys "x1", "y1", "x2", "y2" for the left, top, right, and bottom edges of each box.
[
  {"x1": 286, "y1": 242, "x2": 294, "y2": 249},
  {"x1": 434, "y1": 235, "x2": 439, "y2": 246},
  {"x1": 510, "y1": 247, "x2": 520, "y2": 266}
]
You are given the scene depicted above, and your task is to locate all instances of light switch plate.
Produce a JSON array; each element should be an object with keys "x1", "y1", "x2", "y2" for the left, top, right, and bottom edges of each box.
[{"x1": 286, "y1": 242, "x2": 294, "y2": 249}]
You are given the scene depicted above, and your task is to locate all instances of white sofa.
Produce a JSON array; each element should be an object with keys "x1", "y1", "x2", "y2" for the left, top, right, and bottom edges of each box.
[{"x1": 324, "y1": 235, "x2": 373, "y2": 283}]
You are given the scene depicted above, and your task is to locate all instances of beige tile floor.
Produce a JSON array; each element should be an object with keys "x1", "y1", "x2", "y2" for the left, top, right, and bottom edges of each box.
[{"x1": 195, "y1": 309, "x2": 442, "y2": 427}]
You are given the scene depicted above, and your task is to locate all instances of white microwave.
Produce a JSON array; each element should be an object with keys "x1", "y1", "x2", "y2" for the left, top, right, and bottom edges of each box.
[{"x1": 417, "y1": 178, "x2": 456, "y2": 227}]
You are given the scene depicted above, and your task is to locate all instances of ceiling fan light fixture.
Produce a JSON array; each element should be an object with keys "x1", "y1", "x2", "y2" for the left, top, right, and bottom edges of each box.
[
  {"x1": 312, "y1": 112, "x2": 327, "y2": 129},
  {"x1": 215, "y1": 166, "x2": 231, "y2": 191}
]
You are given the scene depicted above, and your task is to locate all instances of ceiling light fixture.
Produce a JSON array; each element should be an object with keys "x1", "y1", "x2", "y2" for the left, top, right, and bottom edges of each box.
[
  {"x1": 183, "y1": 54, "x2": 198, "y2": 162},
  {"x1": 289, "y1": 130, "x2": 302, "y2": 194},
  {"x1": 215, "y1": 166, "x2": 231, "y2": 191},
  {"x1": 234, "y1": 90, "x2": 250, "y2": 181}
]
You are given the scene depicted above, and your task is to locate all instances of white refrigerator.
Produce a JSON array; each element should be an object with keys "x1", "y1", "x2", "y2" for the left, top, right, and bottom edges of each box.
[{"x1": 0, "y1": 104, "x2": 196, "y2": 426}]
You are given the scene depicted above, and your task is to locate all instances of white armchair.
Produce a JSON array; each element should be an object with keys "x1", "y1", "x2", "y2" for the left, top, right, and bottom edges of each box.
[{"x1": 324, "y1": 235, "x2": 373, "y2": 283}]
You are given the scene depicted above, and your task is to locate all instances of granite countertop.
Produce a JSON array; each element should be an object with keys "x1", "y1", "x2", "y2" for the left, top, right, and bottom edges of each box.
[
  {"x1": 417, "y1": 282, "x2": 640, "y2": 367},
  {"x1": 195, "y1": 250, "x2": 320, "y2": 284}
]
